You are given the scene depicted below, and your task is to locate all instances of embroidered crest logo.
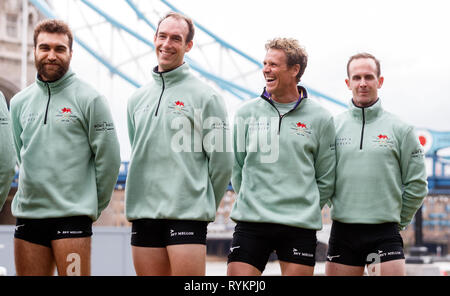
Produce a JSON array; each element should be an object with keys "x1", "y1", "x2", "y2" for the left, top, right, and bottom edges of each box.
[
  {"x1": 56, "y1": 107, "x2": 77, "y2": 123},
  {"x1": 291, "y1": 121, "x2": 312, "y2": 137},
  {"x1": 373, "y1": 134, "x2": 394, "y2": 148},
  {"x1": 168, "y1": 100, "x2": 189, "y2": 115}
]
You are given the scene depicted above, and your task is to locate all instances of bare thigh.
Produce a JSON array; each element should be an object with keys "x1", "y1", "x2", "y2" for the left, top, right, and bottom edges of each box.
[
  {"x1": 14, "y1": 238, "x2": 55, "y2": 276},
  {"x1": 227, "y1": 261, "x2": 262, "y2": 276},
  {"x1": 132, "y1": 246, "x2": 171, "y2": 276},
  {"x1": 167, "y1": 244, "x2": 206, "y2": 276},
  {"x1": 279, "y1": 260, "x2": 314, "y2": 276},
  {"x1": 367, "y1": 259, "x2": 405, "y2": 276},
  {"x1": 51, "y1": 237, "x2": 91, "y2": 276},
  {"x1": 325, "y1": 261, "x2": 365, "y2": 276}
]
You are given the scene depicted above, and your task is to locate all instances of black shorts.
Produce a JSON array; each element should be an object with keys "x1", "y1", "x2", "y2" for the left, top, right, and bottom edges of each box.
[
  {"x1": 130, "y1": 219, "x2": 208, "y2": 247},
  {"x1": 14, "y1": 216, "x2": 93, "y2": 248},
  {"x1": 227, "y1": 221, "x2": 317, "y2": 273},
  {"x1": 326, "y1": 220, "x2": 405, "y2": 267}
]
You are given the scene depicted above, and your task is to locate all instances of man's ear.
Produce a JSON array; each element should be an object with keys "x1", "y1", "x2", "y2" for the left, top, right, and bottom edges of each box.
[
  {"x1": 185, "y1": 40, "x2": 194, "y2": 53},
  {"x1": 292, "y1": 64, "x2": 300, "y2": 79},
  {"x1": 345, "y1": 78, "x2": 351, "y2": 90},
  {"x1": 377, "y1": 76, "x2": 384, "y2": 89}
]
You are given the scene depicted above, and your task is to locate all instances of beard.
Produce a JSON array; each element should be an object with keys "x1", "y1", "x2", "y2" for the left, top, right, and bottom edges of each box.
[{"x1": 35, "y1": 59, "x2": 70, "y2": 82}]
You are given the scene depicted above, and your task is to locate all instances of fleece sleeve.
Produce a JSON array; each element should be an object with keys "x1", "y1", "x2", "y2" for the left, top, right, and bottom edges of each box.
[
  {"x1": 202, "y1": 92, "x2": 233, "y2": 210},
  {"x1": 231, "y1": 112, "x2": 247, "y2": 194},
  {"x1": 87, "y1": 96, "x2": 121, "y2": 218},
  {"x1": 314, "y1": 117, "x2": 336, "y2": 209},
  {"x1": 399, "y1": 127, "x2": 428, "y2": 230},
  {"x1": 9, "y1": 96, "x2": 23, "y2": 165},
  {"x1": 126, "y1": 96, "x2": 136, "y2": 147},
  {"x1": 0, "y1": 95, "x2": 16, "y2": 210}
]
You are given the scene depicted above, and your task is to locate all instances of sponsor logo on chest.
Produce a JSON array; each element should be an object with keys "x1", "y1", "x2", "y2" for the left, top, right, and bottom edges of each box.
[
  {"x1": 372, "y1": 133, "x2": 394, "y2": 148},
  {"x1": 336, "y1": 136, "x2": 352, "y2": 146},
  {"x1": 0, "y1": 116, "x2": 8, "y2": 125},
  {"x1": 168, "y1": 100, "x2": 190, "y2": 115},
  {"x1": 56, "y1": 107, "x2": 78, "y2": 123},
  {"x1": 291, "y1": 121, "x2": 312, "y2": 137}
]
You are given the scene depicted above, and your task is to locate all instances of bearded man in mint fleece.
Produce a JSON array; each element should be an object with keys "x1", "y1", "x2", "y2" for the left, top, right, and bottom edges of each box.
[
  {"x1": 325, "y1": 53, "x2": 428, "y2": 276},
  {"x1": 227, "y1": 38, "x2": 336, "y2": 276},
  {"x1": 10, "y1": 19, "x2": 120, "y2": 276},
  {"x1": 125, "y1": 12, "x2": 232, "y2": 276},
  {"x1": 0, "y1": 91, "x2": 16, "y2": 211}
]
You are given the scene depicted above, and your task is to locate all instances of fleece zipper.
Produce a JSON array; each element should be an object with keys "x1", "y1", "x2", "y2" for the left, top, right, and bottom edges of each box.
[
  {"x1": 267, "y1": 101, "x2": 296, "y2": 135},
  {"x1": 43, "y1": 83, "x2": 51, "y2": 125},
  {"x1": 154, "y1": 73, "x2": 165, "y2": 116},
  {"x1": 263, "y1": 98, "x2": 302, "y2": 135},
  {"x1": 359, "y1": 107, "x2": 366, "y2": 149}
]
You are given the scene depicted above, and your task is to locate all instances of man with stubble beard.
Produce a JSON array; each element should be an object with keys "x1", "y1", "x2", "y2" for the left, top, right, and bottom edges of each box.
[{"x1": 9, "y1": 19, "x2": 120, "y2": 276}]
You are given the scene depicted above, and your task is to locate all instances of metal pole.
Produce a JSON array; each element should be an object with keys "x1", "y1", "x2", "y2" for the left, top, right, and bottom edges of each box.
[{"x1": 20, "y1": 0, "x2": 29, "y2": 89}]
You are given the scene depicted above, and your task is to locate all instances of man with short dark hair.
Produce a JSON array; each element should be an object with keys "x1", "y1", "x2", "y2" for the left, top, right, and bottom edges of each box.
[
  {"x1": 227, "y1": 38, "x2": 336, "y2": 276},
  {"x1": 126, "y1": 12, "x2": 232, "y2": 276},
  {"x1": 0, "y1": 91, "x2": 16, "y2": 212},
  {"x1": 325, "y1": 53, "x2": 428, "y2": 276},
  {"x1": 10, "y1": 19, "x2": 121, "y2": 276}
]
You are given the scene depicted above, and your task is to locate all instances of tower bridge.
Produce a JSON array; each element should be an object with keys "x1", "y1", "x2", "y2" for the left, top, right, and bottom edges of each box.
[{"x1": 0, "y1": 0, "x2": 449, "y2": 274}]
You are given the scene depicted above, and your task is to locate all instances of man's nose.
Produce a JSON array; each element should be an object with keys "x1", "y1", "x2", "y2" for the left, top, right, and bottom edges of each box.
[
  {"x1": 161, "y1": 38, "x2": 172, "y2": 48},
  {"x1": 360, "y1": 78, "x2": 367, "y2": 86},
  {"x1": 47, "y1": 50, "x2": 57, "y2": 60}
]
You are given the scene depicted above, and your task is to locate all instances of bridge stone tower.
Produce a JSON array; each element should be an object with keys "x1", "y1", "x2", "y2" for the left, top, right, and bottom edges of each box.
[{"x1": 0, "y1": 0, "x2": 45, "y2": 104}]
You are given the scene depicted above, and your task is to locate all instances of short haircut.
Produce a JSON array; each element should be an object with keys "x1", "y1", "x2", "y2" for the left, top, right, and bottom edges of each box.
[
  {"x1": 347, "y1": 52, "x2": 381, "y2": 77},
  {"x1": 33, "y1": 19, "x2": 73, "y2": 50},
  {"x1": 265, "y1": 38, "x2": 308, "y2": 82},
  {"x1": 156, "y1": 12, "x2": 195, "y2": 44}
]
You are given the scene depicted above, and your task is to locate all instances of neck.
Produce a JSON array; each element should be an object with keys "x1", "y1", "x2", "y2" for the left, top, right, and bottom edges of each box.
[
  {"x1": 352, "y1": 98, "x2": 379, "y2": 108},
  {"x1": 157, "y1": 62, "x2": 184, "y2": 73},
  {"x1": 271, "y1": 86, "x2": 300, "y2": 103}
]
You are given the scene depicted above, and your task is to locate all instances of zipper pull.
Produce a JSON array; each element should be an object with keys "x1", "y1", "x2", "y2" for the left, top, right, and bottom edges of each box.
[{"x1": 278, "y1": 114, "x2": 284, "y2": 135}]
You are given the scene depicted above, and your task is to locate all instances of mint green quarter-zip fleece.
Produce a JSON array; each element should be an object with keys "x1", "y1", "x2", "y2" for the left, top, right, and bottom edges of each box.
[
  {"x1": 230, "y1": 87, "x2": 336, "y2": 230},
  {"x1": 10, "y1": 70, "x2": 121, "y2": 220},
  {"x1": 126, "y1": 63, "x2": 232, "y2": 221},
  {"x1": 331, "y1": 99, "x2": 428, "y2": 229},
  {"x1": 0, "y1": 92, "x2": 16, "y2": 210}
]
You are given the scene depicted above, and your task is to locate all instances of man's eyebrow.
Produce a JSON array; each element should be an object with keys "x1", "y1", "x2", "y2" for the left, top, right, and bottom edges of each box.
[
  {"x1": 37, "y1": 43, "x2": 68, "y2": 48},
  {"x1": 158, "y1": 31, "x2": 183, "y2": 39}
]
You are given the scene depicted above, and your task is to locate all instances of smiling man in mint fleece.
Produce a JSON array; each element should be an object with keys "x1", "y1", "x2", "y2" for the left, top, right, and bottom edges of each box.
[
  {"x1": 126, "y1": 12, "x2": 232, "y2": 276},
  {"x1": 0, "y1": 91, "x2": 16, "y2": 211},
  {"x1": 227, "y1": 38, "x2": 336, "y2": 276},
  {"x1": 10, "y1": 19, "x2": 120, "y2": 276},
  {"x1": 325, "y1": 53, "x2": 428, "y2": 276}
]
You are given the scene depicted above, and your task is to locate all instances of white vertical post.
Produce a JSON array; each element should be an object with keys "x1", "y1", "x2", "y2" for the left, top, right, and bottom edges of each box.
[{"x1": 20, "y1": 0, "x2": 29, "y2": 89}]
